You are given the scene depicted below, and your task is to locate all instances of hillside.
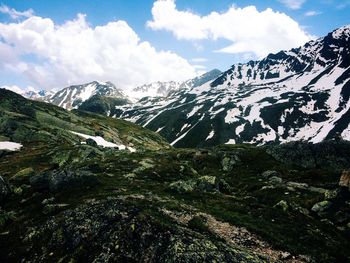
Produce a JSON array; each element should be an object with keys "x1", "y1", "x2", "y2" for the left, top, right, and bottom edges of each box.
[
  {"x1": 113, "y1": 25, "x2": 350, "y2": 147},
  {"x1": 1, "y1": 89, "x2": 350, "y2": 262}
]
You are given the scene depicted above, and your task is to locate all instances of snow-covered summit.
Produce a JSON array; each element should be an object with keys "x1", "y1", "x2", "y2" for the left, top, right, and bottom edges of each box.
[{"x1": 49, "y1": 81, "x2": 127, "y2": 110}]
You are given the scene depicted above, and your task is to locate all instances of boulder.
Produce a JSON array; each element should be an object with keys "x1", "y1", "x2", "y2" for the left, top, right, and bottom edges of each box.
[
  {"x1": 221, "y1": 155, "x2": 240, "y2": 172},
  {"x1": 197, "y1": 176, "x2": 216, "y2": 191},
  {"x1": 311, "y1": 201, "x2": 332, "y2": 216},
  {"x1": 169, "y1": 180, "x2": 197, "y2": 194},
  {"x1": 169, "y1": 176, "x2": 230, "y2": 194},
  {"x1": 268, "y1": 176, "x2": 283, "y2": 184},
  {"x1": 30, "y1": 169, "x2": 99, "y2": 193}
]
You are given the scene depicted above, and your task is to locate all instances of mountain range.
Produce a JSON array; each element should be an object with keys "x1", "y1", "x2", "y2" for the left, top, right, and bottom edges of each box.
[
  {"x1": 4, "y1": 25, "x2": 350, "y2": 149},
  {"x1": 114, "y1": 25, "x2": 350, "y2": 147}
]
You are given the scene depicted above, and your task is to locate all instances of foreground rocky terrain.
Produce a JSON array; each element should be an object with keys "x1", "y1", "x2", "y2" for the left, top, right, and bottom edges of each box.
[{"x1": 1, "y1": 89, "x2": 350, "y2": 262}]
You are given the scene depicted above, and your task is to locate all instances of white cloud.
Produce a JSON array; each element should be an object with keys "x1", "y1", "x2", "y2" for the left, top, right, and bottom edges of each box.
[
  {"x1": 304, "y1": 10, "x2": 322, "y2": 16},
  {"x1": 0, "y1": 11, "x2": 197, "y2": 90},
  {"x1": 0, "y1": 4, "x2": 33, "y2": 19},
  {"x1": 147, "y1": 0, "x2": 312, "y2": 58},
  {"x1": 191, "y1": 58, "x2": 208, "y2": 63},
  {"x1": 279, "y1": 0, "x2": 306, "y2": 10}
]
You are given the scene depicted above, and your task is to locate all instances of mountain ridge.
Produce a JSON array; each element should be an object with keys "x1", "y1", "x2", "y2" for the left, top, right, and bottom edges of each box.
[{"x1": 111, "y1": 25, "x2": 350, "y2": 147}]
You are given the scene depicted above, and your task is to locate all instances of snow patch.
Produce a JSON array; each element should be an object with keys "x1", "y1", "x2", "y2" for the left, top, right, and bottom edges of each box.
[{"x1": 0, "y1": 141, "x2": 23, "y2": 151}]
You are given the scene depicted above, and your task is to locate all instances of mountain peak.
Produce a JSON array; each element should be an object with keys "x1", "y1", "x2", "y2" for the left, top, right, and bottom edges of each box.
[
  {"x1": 332, "y1": 24, "x2": 350, "y2": 39},
  {"x1": 49, "y1": 81, "x2": 126, "y2": 110}
]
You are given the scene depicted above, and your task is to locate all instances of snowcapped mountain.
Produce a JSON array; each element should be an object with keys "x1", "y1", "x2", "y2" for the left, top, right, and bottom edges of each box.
[
  {"x1": 49, "y1": 81, "x2": 128, "y2": 110},
  {"x1": 129, "y1": 69, "x2": 222, "y2": 100},
  {"x1": 130, "y1": 81, "x2": 183, "y2": 100},
  {"x1": 0, "y1": 86, "x2": 54, "y2": 101},
  {"x1": 114, "y1": 25, "x2": 350, "y2": 147}
]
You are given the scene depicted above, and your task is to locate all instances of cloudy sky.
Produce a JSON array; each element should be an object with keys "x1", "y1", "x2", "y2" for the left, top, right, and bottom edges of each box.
[{"x1": 0, "y1": 0, "x2": 349, "y2": 92}]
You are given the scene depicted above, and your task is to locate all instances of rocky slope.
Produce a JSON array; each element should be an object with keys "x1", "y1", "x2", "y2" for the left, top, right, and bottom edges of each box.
[
  {"x1": 49, "y1": 81, "x2": 129, "y2": 110},
  {"x1": 1, "y1": 89, "x2": 350, "y2": 262},
  {"x1": 114, "y1": 25, "x2": 350, "y2": 147}
]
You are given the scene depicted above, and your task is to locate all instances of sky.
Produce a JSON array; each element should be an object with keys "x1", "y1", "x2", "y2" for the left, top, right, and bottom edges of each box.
[{"x1": 0, "y1": 0, "x2": 349, "y2": 92}]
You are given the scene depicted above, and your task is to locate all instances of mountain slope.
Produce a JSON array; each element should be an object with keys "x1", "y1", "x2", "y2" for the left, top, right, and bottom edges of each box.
[
  {"x1": 49, "y1": 81, "x2": 129, "y2": 110},
  {"x1": 0, "y1": 88, "x2": 168, "y2": 151},
  {"x1": 116, "y1": 25, "x2": 350, "y2": 147}
]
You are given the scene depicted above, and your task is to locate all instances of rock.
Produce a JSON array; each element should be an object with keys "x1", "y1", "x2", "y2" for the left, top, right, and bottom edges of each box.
[
  {"x1": 324, "y1": 189, "x2": 340, "y2": 200},
  {"x1": 86, "y1": 138, "x2": 98, "y2": 147},
  {"x1": 42, "y1": 197, "x2": 55, "y2": 205},
  {"x1": 261, "y1": 170, "x2": 279, "y2": 179},
  {"x1": 169, "y1": 180, "x2": 197, "y2": 194},
  {"x1": 197, "y1": 176, "x2": 216, "y2": 191},
  {"x1": 286, "y1": 181, "x2": 309, "y2": 190},
  {"x1": 339, "y1": 170, "x2": 350, "y2": 190},
  {"x1": 268, "y1": 176, "x2": 283, "y2": 184},
  {"x1": 280, "y1": 251, "x2": 292, "y2": 260},
  {"x1": 30, "y1": 169, "x2": 99, "y2": 193},
  {"x1": 274, "y1": 200, "x2": 289, "y2": 212},
  {"x1": 169, "y1": 176, "x2": 228, "y2": 194},
  {"x1": 0, "y1": 176, "x2": 10, "y2": 202},
  {"x1": 308, "y1": 186, "x2": 326, "y2": 194},
  {"x1": 311, "y1": 201, "x2": 332, "y2": 216},
  {"x1": 221, "y1": 155, "x2": 240, "y2": 172}
]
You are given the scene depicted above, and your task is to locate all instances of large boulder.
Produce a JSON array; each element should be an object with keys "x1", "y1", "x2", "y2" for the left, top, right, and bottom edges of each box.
[{"x1": 30, "y1": 170, "x2": 99, "y2": 193}]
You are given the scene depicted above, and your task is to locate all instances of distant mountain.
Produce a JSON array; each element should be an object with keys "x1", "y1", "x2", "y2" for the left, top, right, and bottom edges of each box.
[
  {"x1": 129, "y1": 69, "x2": 222, "y2": 100},
  {"x1": 115, "y1": 25, "x2": 350, "y2": 147},
  {"x1": 49, "y1": 81, "x2": 128, "y2": 110},
  {"x1": 0, "y1": 86, "x2": 54, "y2": 101}
]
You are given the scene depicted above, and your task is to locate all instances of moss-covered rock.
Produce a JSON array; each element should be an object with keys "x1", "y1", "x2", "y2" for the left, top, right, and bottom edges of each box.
[{"x1": 311, "y1": 201, "x2": 332, "y2": 216}]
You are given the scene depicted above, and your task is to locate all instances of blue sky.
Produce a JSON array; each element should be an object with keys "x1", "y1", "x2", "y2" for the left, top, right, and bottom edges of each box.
[{"x1": 0, "y1": 0, "x2": 349, "y2": 91}]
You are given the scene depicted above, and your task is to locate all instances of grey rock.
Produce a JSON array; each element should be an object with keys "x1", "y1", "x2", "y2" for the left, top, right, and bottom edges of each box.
[
  {"x1": 30, "y1": 169, "x2": 99, "y2": 193},
  {"x1": 311, "y1": 201, "x2": 332, "y2": 216},
  {"x1": 268, "y1": 176, "x2": 283, "y2": 184}
]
